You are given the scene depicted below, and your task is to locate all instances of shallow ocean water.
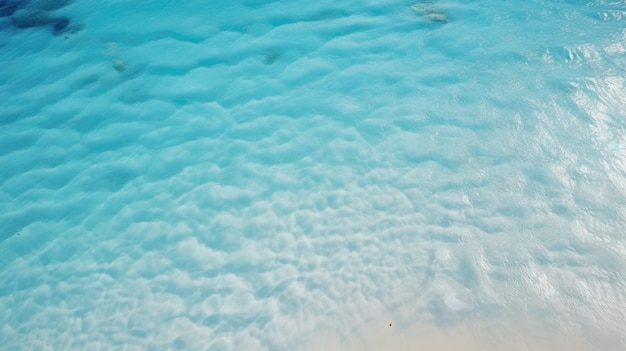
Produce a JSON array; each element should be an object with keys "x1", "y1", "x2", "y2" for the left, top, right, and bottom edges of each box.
[{"x1": 1, "y1": 0, "x2": 625, "y2": 350}]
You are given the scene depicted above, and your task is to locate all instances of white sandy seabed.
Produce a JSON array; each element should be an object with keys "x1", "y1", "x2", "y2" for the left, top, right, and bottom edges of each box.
[{"x1": 0, "y1": 0, "x2": 625, "y2": 350}]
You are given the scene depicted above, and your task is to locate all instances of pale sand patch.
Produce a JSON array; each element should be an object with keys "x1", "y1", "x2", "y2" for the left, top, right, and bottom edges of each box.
[{"x1": 306, "y1": 318, "x2": 602, "y2": 351}]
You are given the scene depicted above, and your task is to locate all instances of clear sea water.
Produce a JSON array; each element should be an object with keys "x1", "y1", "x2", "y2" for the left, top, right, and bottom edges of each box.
[{"x1": 1, "y1": 0, "x2": 625, "y2": 350}]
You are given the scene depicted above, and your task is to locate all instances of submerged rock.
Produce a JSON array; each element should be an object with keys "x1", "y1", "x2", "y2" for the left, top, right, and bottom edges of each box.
[
  {"x1": 427, "y1": 13, "x2": 446, "y2": 22},
  {"x1": 113, "y1": 60, "x2": 127, "y2": 72},
  {"x1": 411, "y1": 1, "x2": 447, "y2": 23}
]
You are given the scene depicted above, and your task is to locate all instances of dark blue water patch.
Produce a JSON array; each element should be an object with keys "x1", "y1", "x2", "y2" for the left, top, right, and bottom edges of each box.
[
  {"x1": 0, "y1": 3, "x2": 18, "y2": 17},
  {"x1": 51, "y1": 16, "x2": 68, "y2": 35},
  {"x1": 0, "y1": 0, "x2": 29, "y2": 17},
  {"x1": 1, "y1": 0, "x2": 77, "y2": 37}
]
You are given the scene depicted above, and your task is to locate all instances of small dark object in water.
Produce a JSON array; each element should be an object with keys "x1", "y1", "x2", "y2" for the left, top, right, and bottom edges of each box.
[
  {"x1": 262, "y1": 50, "x2": 280, "y2": 65},
  {"x1": 51, "y1": 16, "x2": 68, "y2": 35}
]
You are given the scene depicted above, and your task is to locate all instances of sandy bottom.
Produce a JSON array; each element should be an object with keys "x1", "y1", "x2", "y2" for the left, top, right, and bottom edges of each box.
[{"x1": 307, "y1": 318, "x2": 606, "y2": 351}]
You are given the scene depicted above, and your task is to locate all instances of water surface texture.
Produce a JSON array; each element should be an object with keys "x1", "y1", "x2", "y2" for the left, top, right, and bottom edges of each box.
[{"x1": 1, "y1": 0, "x2": 626, "y2": 350}]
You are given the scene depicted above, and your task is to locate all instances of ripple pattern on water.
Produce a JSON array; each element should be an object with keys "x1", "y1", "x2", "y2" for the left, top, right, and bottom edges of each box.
[{"x1": 1, "y1": 0, "x2": 626, "y2": 350}]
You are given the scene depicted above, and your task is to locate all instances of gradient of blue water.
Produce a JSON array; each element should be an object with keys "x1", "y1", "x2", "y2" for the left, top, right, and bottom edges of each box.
[{"x1": 1, "y1": 0, "x2": 626, "y2": 350}]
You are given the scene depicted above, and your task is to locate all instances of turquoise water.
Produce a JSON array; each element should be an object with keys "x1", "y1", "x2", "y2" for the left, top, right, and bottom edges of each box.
[{"x1": 1, "y1": 0, "x2": 625, "y2": 350}]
